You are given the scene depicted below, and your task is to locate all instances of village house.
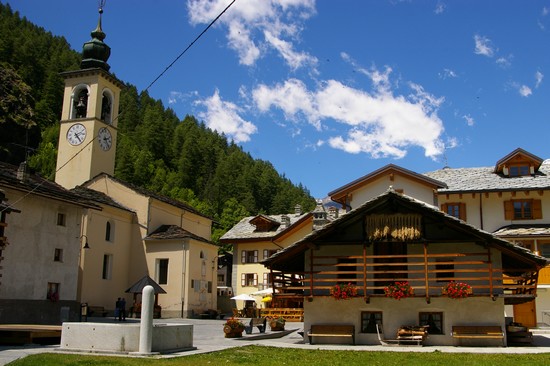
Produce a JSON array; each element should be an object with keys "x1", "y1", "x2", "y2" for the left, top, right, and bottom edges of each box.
[{"x1": 263, "y1": 188, "x2": 548, "y2": 346}]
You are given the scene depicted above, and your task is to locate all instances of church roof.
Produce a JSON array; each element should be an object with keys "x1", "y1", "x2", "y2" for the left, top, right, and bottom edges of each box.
[
  {"x1": 0, "y1": 161, "x2": 100, "y2": 210},
  {"x1": 88, "y1": 173, "x2": 213, "y2": 220},
  {"x1": 71, "y1": 185, "x2": 134, "y2": 213}
]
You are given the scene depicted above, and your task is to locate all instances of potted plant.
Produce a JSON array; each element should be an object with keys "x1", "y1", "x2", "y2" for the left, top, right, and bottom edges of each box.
[
  {"x1": 223, "y1": 317, "x2": 245, "y2": 338},
  {"x1": 269, "y1": 316, "x2": 286, "y2": 331},
  {"x1": 384, "y1": 281, "x2": 414, "y2": 300},
  {"x1": 443, "y1": 281, "x2": 472, "y2": 299},
  {"x1": 330, "y1": 283, "x2": 358, "y2": 300}
]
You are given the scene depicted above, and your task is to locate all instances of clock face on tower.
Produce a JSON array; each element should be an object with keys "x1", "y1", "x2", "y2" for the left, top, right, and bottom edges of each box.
[
  {"x1": 98, "y1": 127, "x2": 112, "y2": 151},
  {"x1": 67, "y1": 123, "x2": 87, "y2": 146}
]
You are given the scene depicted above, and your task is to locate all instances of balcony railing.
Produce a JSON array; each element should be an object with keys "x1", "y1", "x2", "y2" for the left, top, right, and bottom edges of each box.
[{"x1": 269, "y1": 252, "x2": 538, "y2": 305}]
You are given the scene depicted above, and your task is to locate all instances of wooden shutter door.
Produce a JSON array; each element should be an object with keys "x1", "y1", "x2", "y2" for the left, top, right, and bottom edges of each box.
[{"x1": 504, "y1": 200, "x2": 514, "y2": 220}]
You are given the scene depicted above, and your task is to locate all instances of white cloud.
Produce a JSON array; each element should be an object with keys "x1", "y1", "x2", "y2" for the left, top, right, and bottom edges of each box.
[
  {"x1": 519, "y1": 85, "x2": 532, "y2": 97},
  {"x1": 535, "y1": 71, "x2": 544, "y2": 88},
  {"x1": 252, "y1": 66, "x2": 446, "y2": 159},
  {"x1": 434, "y1": 1, "x2": 446, "y2": 14},
  {"x1": 474, "y1": 35, "x2": 495, "y2": 57},
  {"x1": 463, "y1": 114, "x2": 475, "y2": 126},
  {"x1": 187, "y1": 0, "x2": 317, "y2": 70},
  {"x1": 195, "y1": 89, "x2": 258, "y2": 142},
  {"x1": 543, "y1": 7, "x2": 549, "y2": 16},
  {"x1": 496, "y1": 55, "x2": 513, "y2": 68},
  {"x1": 439, "y1": 68, "x2": 458, "y2": 79}
]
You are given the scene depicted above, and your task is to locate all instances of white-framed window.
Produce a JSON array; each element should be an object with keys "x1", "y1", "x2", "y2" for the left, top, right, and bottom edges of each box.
[
  {"x1": 263, "y1": 249, "x2": 278, "y2": 259},
  {"x1": 102, "y1": 254, "x2": 113, "y2": 280},
  {"x1": 241, "y1": 273, "x2": 258, "y2": 287},
  {"x1": 156, "y1": 258, "x2": 169, "y2": 285},
  {"x1": 241, "y1": 250, "x2": 258, "y2": 264}
]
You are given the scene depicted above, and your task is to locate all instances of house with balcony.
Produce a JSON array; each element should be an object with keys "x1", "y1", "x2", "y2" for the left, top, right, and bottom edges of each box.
[
  {"x1": 425, "y1": 148, "x2": 550, "y2": 327},
  {"x1": 263, "y1": 188, "x2": 548, "y2": 346}
]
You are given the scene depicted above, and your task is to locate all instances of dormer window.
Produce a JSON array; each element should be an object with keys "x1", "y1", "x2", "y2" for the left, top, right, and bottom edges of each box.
[
  {"x1": 494, "y1": 148, "x2": 542, "y2": 177},
  {"x1": 249, "y1": 215, "x2": 280, "y2": 232},
  {"x1": 508, "y1": 164, "x2": 530, "y2": 177}
]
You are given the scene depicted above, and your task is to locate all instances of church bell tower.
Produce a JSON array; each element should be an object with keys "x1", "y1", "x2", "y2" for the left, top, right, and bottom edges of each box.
[{"x1": 55, "y1": 5, "x2": 123, "y2": 189}]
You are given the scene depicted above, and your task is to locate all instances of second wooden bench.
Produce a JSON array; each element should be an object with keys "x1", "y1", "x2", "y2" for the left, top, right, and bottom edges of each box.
[{"x1": 308, "y1": 324, "x2": 355, "y2": 345}]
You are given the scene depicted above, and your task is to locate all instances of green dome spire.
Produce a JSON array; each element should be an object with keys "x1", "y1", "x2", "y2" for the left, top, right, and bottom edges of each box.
[{"x1": 81, "y1": 6, "x2": 111, "y2": 71}]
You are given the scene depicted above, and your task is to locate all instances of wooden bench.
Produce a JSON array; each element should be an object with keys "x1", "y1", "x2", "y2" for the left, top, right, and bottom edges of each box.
[
  {"x1": 87, "y1": 305, "x2": 108, "y2": 317},
  {"x1": 451, "y1": 326, "x2": 504, "y2": 345},
  {"x1": 308, "y1": 324, "x2": 355, "y2": 345},
  {"x1": 239, "y1": 318, "x2": 267, "y2": 334}
]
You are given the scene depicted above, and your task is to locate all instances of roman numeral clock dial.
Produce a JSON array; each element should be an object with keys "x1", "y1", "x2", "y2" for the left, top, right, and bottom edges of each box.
[
  {"x1": 67, "y1": 123, "x2": 87, "y2": 146},
  {"x1": 98, "y1": 127, "x2": 112, "y2": 151}
]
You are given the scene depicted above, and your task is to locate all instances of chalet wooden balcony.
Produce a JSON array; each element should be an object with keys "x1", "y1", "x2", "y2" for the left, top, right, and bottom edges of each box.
[{"x1": 269, "y1": 252, "x2": 539, "y2": 305}]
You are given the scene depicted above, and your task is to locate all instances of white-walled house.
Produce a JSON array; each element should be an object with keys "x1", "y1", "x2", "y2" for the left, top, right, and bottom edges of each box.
[{"x1": 263, "y1": 189, "x2": 548, "y2": 346}]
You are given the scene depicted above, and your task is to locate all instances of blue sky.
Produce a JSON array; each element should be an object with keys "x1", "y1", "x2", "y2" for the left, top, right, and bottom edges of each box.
[{"x1": 6, "y1": 0, "x2": 550, "y2": 199}]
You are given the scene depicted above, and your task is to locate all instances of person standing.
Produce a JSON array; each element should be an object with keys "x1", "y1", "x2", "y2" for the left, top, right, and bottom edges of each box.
[
  {"x1": 119, "y1": 297, "x2": 126, "y2": 321},
  {"x1": 114, "y1": 298, "x2": 121, "y2": 321}
]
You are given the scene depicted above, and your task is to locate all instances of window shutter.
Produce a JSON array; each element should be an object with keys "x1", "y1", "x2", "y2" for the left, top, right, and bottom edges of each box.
[
  {"x1": 253, "y1": 250, "x2": 258, "y2": 263},
  {"x1": 253, "y1": 273, "x2": 258, "y2": 286},
  {"x1": 533, "y1": 199, "x2": 542, "y2": 219},
  {"x1": 241, "y1": 273, "x2": 246, "y2": 287},
  {"x1": 241, "y1": 250, "x2": 246, "y2": 264},
  {"x1": 441, "y1": 203, "x2": 448, "y2": 214},
  {"x1": 504, "y1": 200, "x2": 514, "y2": 220},
  {"x1": 459, "y1": 203, "x2": 467, "y2": 221},
  {"x1": 263, "y1": 272, "x2": 268, "y2": 285}
]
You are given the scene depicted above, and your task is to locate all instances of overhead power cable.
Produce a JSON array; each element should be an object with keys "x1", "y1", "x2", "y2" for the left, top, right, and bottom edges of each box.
[{"x1": 144, "y1": 0, "x2": 237, "y2": 93}]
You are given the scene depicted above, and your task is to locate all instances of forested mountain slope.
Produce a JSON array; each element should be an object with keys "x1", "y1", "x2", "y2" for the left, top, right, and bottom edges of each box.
[{"x1": 0, "y1": 4, "x2": 315, "y2": 243}]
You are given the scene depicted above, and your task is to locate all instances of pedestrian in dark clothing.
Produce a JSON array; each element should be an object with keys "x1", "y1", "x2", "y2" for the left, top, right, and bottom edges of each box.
[
  {"x1": 115, "y1": 297, "x2": 121, "y2": 321},
  {"x1": 119, "y1": 297, "x2": 126, "y2": 321}
]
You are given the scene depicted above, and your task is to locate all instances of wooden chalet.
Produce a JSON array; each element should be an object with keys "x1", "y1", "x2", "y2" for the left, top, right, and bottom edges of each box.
[{"x1": 262, "y1": 188, "x2": 548, "y2": 345}]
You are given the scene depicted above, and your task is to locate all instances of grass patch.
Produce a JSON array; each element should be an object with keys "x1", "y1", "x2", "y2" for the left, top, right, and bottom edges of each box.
[{"x1": 7, "y1": 345, "x2": 550, "y2": 366}]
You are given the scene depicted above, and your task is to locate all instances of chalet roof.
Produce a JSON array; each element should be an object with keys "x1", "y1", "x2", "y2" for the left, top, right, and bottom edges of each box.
[
  {"x1": 220, "y1": 212, "x2": 311, "y2": 242},
  {"x1": 328, "y1": 164, "x2": 448, "y2": 199},
  {"x1": 145, "y1": 224, "x2": 213, "y2": 245},
  {"x1": 424, "y1": 160, "x2": 550, "y2": 193},
  {"x1": 0, "y1": 161, "x2": 100, "y2": 210},
  {"x1": 493, "y1": 224, "x2": 550, "y2": 238},
  {"x1": 263, "y1": 188, "x2": 549, "y2": 272},
  {"x1": 71, "y1": 185, "x2": 134, "y2": 213},
  {"x1": 86, "y1": 173, "x2": 212, "y2": 220}
]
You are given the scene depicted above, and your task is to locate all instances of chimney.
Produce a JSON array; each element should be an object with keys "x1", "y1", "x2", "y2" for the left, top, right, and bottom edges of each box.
[
  {"x1": 281, "y1": 215, "x2": 290, "y2": 228},
  {"x1": 294, "y1": 204, "x2": 302, "y2": 216},
  {"x1": 17, "y1": 161, "x2": 29, "y2": 183},
  {"x1": 328, "y1": 206, "x2": 339, "y2": 220},
  {"x1": 312, "y1": 200, "x2": 328, "y2": 230}
]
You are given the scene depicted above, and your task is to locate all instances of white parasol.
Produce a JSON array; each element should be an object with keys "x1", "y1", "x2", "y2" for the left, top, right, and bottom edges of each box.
[{"x1": 230, "y1": 293, "x2": 256, "y2": 301}]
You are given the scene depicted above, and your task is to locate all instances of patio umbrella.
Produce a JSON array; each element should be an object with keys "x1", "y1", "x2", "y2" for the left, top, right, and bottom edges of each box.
[
  {"x1": 230, "y1": 293, "x2": 256, "y2": 301},
  {"x1": 249, "y1": 288, "x2": 276, "y2": 296}
]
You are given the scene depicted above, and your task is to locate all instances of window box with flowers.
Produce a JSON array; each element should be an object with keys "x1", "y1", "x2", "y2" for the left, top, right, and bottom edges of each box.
[
  {"x1": 269, "y1": 316, "x2": 286, "y2": 331},
  {"x1": 384, "y1": 281, "x2": 414, "y2": 300},
  {"x1": 223, "y1": 317, "x2": 245, "y2": 338},
  {"x1": 330, "y1": 283, "x2": 358, "y2": 300},
  {"x1": 442, "y1": 281, "x2": 472, "y2": 299}
]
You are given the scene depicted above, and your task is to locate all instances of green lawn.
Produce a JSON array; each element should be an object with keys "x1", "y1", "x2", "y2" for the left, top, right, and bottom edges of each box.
[{"x1": 7, "y1": 345, "x2": 550, "y2": 366}]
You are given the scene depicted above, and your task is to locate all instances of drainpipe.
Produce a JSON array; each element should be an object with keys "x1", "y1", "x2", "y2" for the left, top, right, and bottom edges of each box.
[
  {"x1": 181, "y1": 240, "x2": 187, "y2": 318},
  {"x1": 479, "y1": 193, "x2": 484, "y2": 231}
]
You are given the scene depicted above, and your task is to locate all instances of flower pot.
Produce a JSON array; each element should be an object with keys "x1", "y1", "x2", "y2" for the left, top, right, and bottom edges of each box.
[
  {"x1": 224, "y1": 324, "x2": 244, "y2": 338},
  {"x1": 269, "y1": 320, "x2": 285, "y2": 331}
]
